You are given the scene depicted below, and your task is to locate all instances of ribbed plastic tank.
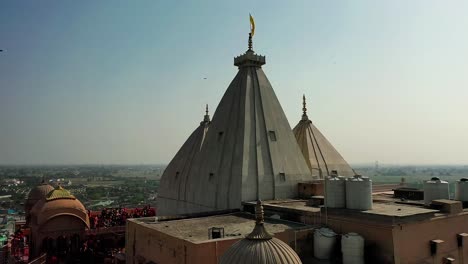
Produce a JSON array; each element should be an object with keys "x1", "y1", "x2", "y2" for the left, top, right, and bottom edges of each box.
[
  {"x1": 313, "y1": 228, "x2": 337, "y2": 260},
  {"x1": 325, "y1": 176, "x2": 346, "y2": 208},
  {"x1": 345, "y1": 175, "x2": 372, "y2": 210},
  {"x1": 342, "y1": 233, "x2": 365, "y2": 264},
  {"x1": 423, "y1": 177, "x2": 449, "y2": 205},
  {"x1": 456, "y1": 178, "x2": 468, "y2": 202}
]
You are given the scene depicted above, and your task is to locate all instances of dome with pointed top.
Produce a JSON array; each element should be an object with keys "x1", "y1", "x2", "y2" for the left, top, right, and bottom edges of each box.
[
  {"x1": 220, "y1": 201, "x2": 302, "y2": 264},
  {"x1": 293, "y1": 95, "x2": 355, "y2": 178},
  {"x1": 158, "y1": 31, "x2": 312, "y2": 216}
]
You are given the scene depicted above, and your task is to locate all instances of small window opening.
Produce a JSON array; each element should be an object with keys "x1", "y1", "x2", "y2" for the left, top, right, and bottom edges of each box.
[
  {"x1": 208, "y1": 227, "x2": 225, "y2": 239},
  {"x1": 175, "y1": 171, "x2": 180, "y2": 179},
  {"x1": 279, "y1": 172, "x2": 286, "y2": 182},
  {"x1": 218, "y1": 131, "x2": 224, "y2": 141},
  {"x1": 269, "y1": 131, "x2": 277, "y2": 141},
  {"x1": 209, "y1": 172, "x2": 214, "y2": 181}
]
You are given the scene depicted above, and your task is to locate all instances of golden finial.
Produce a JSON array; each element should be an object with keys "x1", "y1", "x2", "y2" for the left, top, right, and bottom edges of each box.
[
  {"x1": 255, "y1": 199, "x2": 264, "y2": 224},
  {"x1": 246, "y1": 200, "x2": 273, "y2": 240}
]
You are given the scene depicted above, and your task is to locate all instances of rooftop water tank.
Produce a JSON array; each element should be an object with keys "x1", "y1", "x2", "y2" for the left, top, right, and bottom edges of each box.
[
  {"x1": 314, "y1": 227, "x2": 337, "y2": 260},
  {"x1": 342, "y1": 233, "x2": 364, "y2": 264},
  {"x1": 325, "y1": 176, "x2": 346, "y2": 208},
  {"x1": 455, "y1": 178, "x2": 468, "y2": 202},
  {"x1": 424, "y1": 177, "x2": 449, "y2": 205},
  {"x1": 346, "y1": 175, "x2": 372, "y2": 210}
]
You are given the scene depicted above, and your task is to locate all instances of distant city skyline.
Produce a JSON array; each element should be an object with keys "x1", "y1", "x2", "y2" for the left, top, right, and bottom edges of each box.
[{"x1": 1, "y1": 1, "x2": 467, "y2": 165}]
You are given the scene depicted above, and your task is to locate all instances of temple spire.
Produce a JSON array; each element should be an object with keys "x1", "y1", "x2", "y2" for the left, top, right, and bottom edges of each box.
[{"x1": 302, "y1": 94, "x2": 309, "y2": 121}]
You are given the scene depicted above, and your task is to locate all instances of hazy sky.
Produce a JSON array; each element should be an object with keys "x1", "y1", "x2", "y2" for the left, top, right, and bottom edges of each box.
[{"x1": 1, "y1": 1, "x2": 467, "y2": 165}]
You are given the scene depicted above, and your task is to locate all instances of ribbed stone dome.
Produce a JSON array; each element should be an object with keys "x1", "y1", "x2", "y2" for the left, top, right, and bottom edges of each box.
[
  {"x1": 158, "y1": 105, "x2": 211, "y2": 214},
  {"x1": 25, "y1": 181, "x2": 54, "y2": 216},
  {"x1": 30, "y1": 186, "x2": 89, "y2": 228},
  {"x1": 220, "y1": 201, "x2": 302, "y2": 264}
]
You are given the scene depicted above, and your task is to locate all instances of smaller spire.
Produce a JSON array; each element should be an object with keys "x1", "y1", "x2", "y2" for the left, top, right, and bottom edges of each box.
[
  {"x1": 246, "y1": 200, "x2": 273, "y2": 240},
  {"x1": 302, "y1": 94, "x2": 309, "y2": 121},
  {"x1": 255, "y1": 199, "x2": 264, "y2": 224},
  {"x1": 202, "y1": 104, "x2": 210, "y2": 124},
  {"x1": 248, "y1": 33, "x2": 253, "y2": 52}
]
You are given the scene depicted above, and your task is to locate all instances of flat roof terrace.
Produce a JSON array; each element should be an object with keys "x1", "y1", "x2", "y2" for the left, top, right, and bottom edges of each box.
[
  {"x1": 245, "y1": 199, "x2": 440, "y2": 225},
  {"x1": 128, "y1": 212, "x2": 311, "y2": 244}
]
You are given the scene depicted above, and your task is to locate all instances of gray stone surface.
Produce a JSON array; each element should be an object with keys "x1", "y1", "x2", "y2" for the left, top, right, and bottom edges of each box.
[
  {"x1": 158, "y1": 49, "x2": 313, "y2": 216},
  {"x1": 158, "y1": 111, "x2": 210, "y2": 208}
]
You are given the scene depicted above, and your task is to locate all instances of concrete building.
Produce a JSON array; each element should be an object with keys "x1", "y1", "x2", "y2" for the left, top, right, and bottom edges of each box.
[
  {"x1": 126, "y1": 209, "x2": 312, "y2": 264},
  {"x1": 158, "y1": 32, "x2": 313, "y2": 216}
]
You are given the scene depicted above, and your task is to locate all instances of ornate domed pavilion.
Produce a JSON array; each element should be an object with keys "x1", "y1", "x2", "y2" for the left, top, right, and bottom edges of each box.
[
  {"x1": 220, "y1": 200, "x2": 302, "y2": 264},
  {"x1": 293, "y1": 95, "x2": 355, "y2": 178},
  {"x1": 29, "y1": 185, "x2": 89, "y2": 257}
]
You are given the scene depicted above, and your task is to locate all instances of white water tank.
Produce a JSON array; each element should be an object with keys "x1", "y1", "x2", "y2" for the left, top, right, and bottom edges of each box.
[
  {"x1": 325, "y1": 176, "x2": 346, "y2": 208},
  {"x1": 314, "y1": 228, "x2": 337, "y2": 259},
  {"x1": 455, "y1": 178, "x2": 468, "y2": 201},
  {"x1": 342, "y1": 232, "x2": 365, "y2": 264},
  {"x1": 346, "y1": 175, "x2": 372, "y2": 210},
  {"x1": 424, "y1": 177, "x2": 449, "y2": 205}
]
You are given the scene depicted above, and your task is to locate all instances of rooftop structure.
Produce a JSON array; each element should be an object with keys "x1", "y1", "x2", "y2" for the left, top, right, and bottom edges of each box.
[
  {"x1": 158, "y1": 29, "x2": 312, "y2": 216},
  {"x1": 293, "y1": 95, "x2": 355, "y2": 177},
  {"x1": 126, "y1": 208, "x2": 312, "y2": 264},
  {"x1": 220, "y1": 200, "x2": 302, "y2": 264}
]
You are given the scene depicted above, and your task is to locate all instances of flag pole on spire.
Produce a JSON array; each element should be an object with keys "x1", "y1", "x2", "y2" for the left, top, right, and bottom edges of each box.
[{"x1": 248, "y1": 14, "x2": 255, "y2": 51}]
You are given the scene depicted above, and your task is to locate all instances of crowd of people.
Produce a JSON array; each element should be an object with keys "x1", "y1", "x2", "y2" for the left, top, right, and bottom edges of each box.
[{"x1": 88, "y1": 206, "x2": 155, "y2": 229}]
